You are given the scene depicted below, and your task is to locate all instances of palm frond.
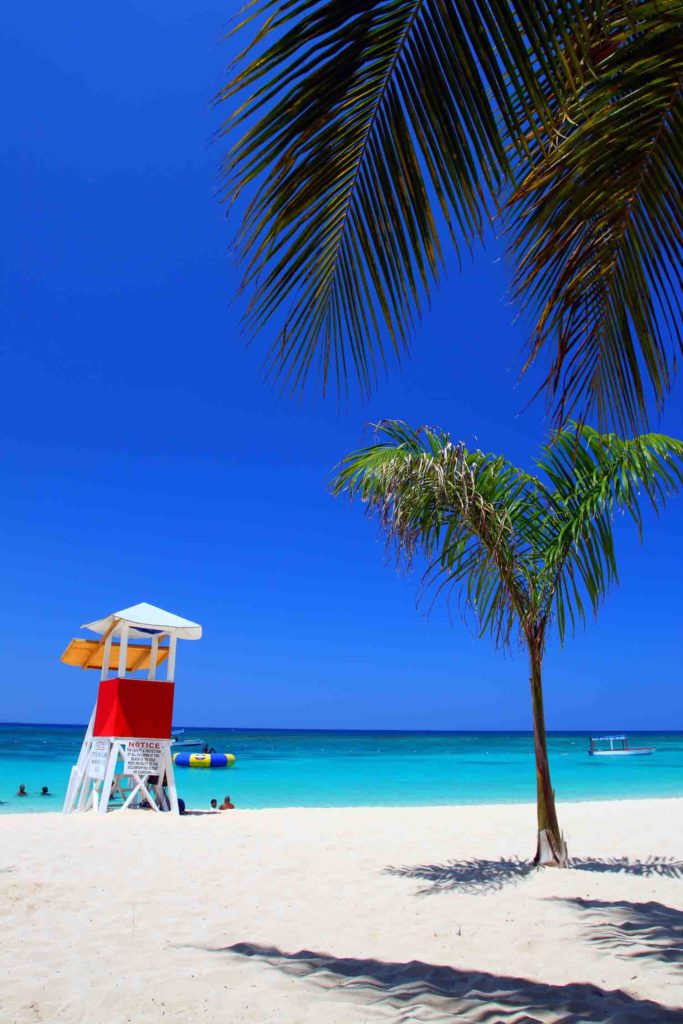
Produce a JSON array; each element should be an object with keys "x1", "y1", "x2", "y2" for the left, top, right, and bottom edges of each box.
[
  {"x1": 509, "y1": 2, "x2": 683, "y2": 433},
  {"x1": 332, "y1": 419, "x2": 683, "y2": 647},
  {"x1": 536, "y1": 423, "x2": 683, "y2": 639},
  {"x1": 331, "y1": 420, "x2": 547, "y2": 646},
  {"x1": 219, "y1": 0, "x2": 597, "y2": 397}
]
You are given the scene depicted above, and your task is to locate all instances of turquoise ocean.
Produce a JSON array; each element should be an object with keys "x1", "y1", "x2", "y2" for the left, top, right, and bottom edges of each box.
[{"x1": 2, "y1": 723, "x2": 683, "y2": 814}]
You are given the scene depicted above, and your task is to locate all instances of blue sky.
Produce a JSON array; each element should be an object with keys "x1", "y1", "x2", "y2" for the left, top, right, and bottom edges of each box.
[{"x1": 1, "y1": 1, "x2": 681, "y2": 731}]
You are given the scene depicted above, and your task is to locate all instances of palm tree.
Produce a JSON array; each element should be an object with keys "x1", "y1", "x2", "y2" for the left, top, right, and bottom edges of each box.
[
  {"x1": 220, "y1": 0, "x2": 682, "y2": 432},
  {"x1": 331, "y1": 421, "x2": 683, "y2": 865}
]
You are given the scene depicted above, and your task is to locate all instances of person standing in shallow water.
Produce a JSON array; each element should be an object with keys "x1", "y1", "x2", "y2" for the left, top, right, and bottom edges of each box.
[
  {"x1": 210, "y1": 799, "x2": 217, "y2": 809},
  {"x1": 17, "y1": 785, "x2": 27, "y2": 796},
  {"x1": 219, "y1": 795, "x2": 234, "y2": 810}
]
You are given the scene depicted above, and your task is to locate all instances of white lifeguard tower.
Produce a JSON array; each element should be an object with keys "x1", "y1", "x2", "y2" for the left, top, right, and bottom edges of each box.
[{"x1": 61, "y1": 602, "x2": 202, "y2": 815}]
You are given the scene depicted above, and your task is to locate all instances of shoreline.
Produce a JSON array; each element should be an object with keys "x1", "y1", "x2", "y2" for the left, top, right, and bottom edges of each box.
[{"x1": 3, "y1": 791, "x2": 683, "y2": 816}]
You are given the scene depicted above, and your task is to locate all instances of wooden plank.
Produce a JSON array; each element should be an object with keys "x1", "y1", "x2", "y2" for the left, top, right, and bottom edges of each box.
[{"x1": 61, "y1": 638, "x2": 169, "y2": 671}]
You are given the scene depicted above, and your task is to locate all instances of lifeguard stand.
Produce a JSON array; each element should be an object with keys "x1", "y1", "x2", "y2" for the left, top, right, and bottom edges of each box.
[{"x1": 61, "y1": 603, "x2": 202, "y2": 815}]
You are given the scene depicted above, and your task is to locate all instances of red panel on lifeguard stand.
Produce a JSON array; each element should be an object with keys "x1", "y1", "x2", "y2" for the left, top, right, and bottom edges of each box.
[{"x1": 93, "y1": 678, "x2": 175, "y2": 739}]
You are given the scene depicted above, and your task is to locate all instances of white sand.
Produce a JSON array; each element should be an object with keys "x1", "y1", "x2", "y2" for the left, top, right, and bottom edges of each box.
[{"x1": 2, "y1": 799, "x2": 683, "y2": 1023}]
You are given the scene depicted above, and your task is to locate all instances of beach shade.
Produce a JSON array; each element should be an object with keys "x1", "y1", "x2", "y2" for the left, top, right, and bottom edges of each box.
[
  {"x1": 82, "y1": 602, "x2": 202, "y2": 640},
  {"x1": 61, "y1": 602, "x2": 202, "y2": 818},
  {"x1": 61, "y1": 603, "x2": 201, "y2": 673},
  {"x1": 61, "y1": 638, "x2": 171, "y2": 672}
]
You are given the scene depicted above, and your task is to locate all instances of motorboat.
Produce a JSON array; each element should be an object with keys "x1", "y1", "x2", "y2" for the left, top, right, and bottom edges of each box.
[
  {"x1": 588, "y1": 735, "x2": 655, "y2": 756},
  {"x1": 171, "y1": 731, "x2": 207, "y2": 749}
]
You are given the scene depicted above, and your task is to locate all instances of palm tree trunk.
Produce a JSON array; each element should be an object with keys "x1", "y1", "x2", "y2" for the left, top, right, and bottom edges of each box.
[{"x1": 528, "y1": 640, "x2": 568, "y2": 867}]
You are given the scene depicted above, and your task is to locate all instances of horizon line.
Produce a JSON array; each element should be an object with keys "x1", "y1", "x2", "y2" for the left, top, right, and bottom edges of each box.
[{"x1": 1, "y1": 721, "x2": 681, "y2": 735}]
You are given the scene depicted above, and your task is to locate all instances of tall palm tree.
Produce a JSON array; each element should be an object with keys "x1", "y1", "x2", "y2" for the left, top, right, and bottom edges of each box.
[
  {"x1": 331, "y1": 421, "x2": 683, "y2": 865},
  {"x1": 220, "y1": 0, "x2": 682, "y2": 432}
]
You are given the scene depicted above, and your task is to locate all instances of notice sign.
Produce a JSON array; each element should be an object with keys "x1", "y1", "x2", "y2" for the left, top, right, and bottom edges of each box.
[
  {"x1": 124, "y1": 739, "x2": 164, "y2": 776},
  {"x1": 88, "y1": 738, "x2": 110, "y2": 780}
]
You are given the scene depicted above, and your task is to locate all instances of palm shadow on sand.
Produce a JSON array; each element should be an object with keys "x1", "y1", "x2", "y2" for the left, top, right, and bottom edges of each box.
[
  {"x1": 554, "y1": 897, "x2": 683, "y2": 968},
  {"x1": 224, "y1": 942, "x2": 683, "y2": 1023},
  {"x1": 384, "y1": 855, "x2": 683, "y2": 895}
]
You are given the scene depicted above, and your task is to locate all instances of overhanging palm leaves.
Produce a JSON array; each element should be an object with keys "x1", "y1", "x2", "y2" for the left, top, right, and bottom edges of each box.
[
  {"x1": 219, "y1": 0, "x2": 596, "y2": 396},
  {"x1": 509, "y1": 2, "x2": 683, "y2": 432},
  {"x1": 331, "y1": 419, "x2": 683, "y2": 863},
  {"x1": 220, "y1": 0, "x2": 682, "y2": 429}
]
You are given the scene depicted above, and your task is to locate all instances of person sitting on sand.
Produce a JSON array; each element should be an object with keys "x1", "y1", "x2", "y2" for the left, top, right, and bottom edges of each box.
[
  {"x1": 210, "y1": 799, "x2": 217, "y2": 809},
  {"x1": 219, "y1": 795, "x2": 234, "y2": 810},
  {"x1": 41, "y1": 786, "x2": 50, "y2": 796},
  {"x1": 17, "y1": 784, "x2": 27, "y2": 797}
]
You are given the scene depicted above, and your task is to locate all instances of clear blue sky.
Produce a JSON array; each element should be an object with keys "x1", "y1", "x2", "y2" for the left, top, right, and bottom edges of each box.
[{"x1": 1, "y1": 2, "x2": 681, "y2": 731}]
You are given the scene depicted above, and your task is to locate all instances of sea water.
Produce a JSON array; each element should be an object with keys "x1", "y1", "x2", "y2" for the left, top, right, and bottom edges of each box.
[{"x1": 2, "y1": 724, "x2": 683, "y2": 814}]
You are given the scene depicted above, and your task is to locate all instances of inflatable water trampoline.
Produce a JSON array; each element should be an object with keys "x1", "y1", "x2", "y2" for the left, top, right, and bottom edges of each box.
[{"x1": 173, "y1": 752, "x2": 236, "y2": 768}]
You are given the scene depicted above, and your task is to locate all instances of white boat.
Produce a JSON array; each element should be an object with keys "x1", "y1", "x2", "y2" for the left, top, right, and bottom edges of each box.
[
  {"x1": 588, "y1": 735, "x2": 655, "y2": 757},
  {"x1": 172, "y1": 736, "x2": 206, "y2": 749}
]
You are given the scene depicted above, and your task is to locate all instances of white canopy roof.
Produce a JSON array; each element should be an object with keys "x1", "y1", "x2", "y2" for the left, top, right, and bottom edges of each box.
[{"x1": 82, "y1": 602, "x2": 202, "y2": 640}]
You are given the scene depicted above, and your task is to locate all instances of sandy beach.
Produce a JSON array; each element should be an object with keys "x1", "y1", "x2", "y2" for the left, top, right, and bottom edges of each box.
[{"x1": 2, "y1": 798, "x2": 683, "y2": 1023}]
